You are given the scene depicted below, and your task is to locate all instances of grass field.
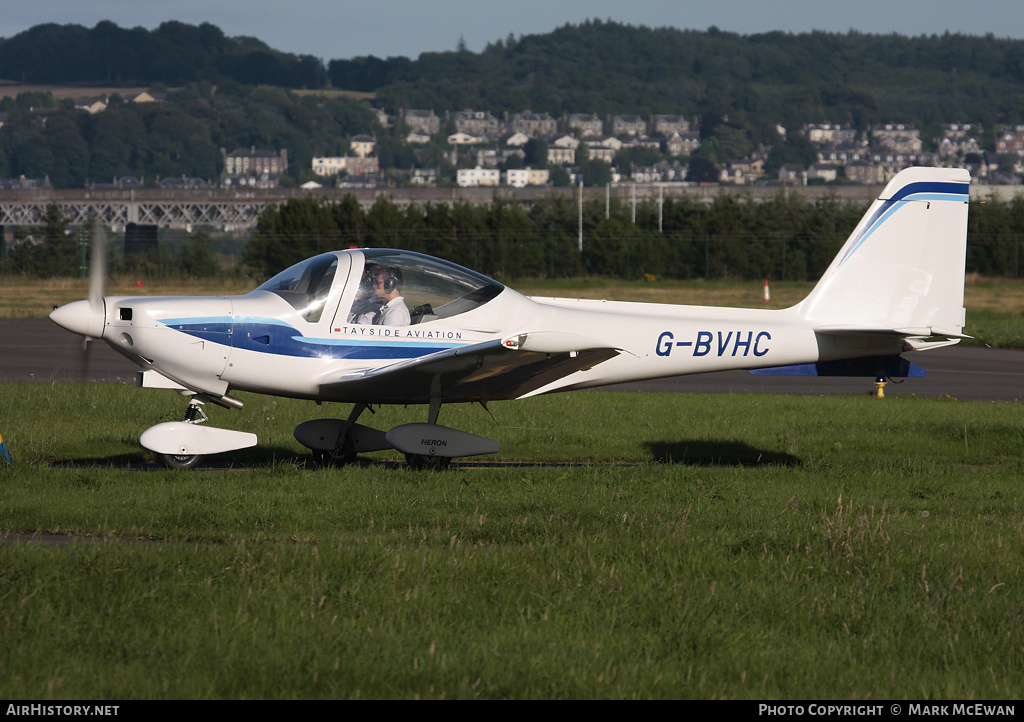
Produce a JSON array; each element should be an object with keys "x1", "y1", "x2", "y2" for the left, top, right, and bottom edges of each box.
[{"x1": 1, "y1": 384, "x2": 1023, "y2": 699}]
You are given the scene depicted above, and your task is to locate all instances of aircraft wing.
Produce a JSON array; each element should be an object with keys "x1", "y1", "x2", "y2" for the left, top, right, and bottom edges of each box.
[{"x1": 316, "y1": 332, "x2": 621, "y2": 405}]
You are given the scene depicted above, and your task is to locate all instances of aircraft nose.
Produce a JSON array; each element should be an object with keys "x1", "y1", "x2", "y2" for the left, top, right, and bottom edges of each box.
[{"x1": 50, "y1": 299, "x2": 106, "y2": 339}]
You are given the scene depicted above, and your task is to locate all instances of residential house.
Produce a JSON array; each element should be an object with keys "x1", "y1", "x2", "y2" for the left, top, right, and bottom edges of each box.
[
  {"x1": 582, "y1": 136, "x2": 621, "y2": 163},
  {"x1": 501, "y1": 131, "x2": 532, "y2": 148},
  {"x1": 651, "y1": 115, "x2": 689, "y2": 136},
  {"x1": 817, "y1": 142, "x2": 870, "y2": 165},
  {"x1": 806, "y1": 163, "x2": 839, "y2": 183},
  {"x1": 411, "y1": 168, "x2": 438, "y2": 186},
  {"x1": 995, "y1": 125, "x2": 1024, "y2": 155},
  {"x1": 546, "y1": 146, "x2": 575, "y2": 166},
  {"x1": 804, "y1": 123, "x2": 857, "y2": 146},
  {"x1": 565, "y1": 113, "x2": 603, "y2": 136},
  {"x1": 224, "y1": 147, "x2": 288, "y2": 177},
  {"x1": 405, "y1": 130, "x2": 433, "y2": 145},
  {"x1": 457, "y1": 167, "x2": 500, "y2": 187},
  {"x1": 124, "y1": 91, "x2": 166, "y2": 104},
  {"x1": 73, "y1": 96, "x2": 108, "y2": 114},
  {"x1": 719, "y1": 158, "x2": 765, "y2": 185},
  {"x1": 871, "y1": 124, "x2": 922, "y2": 153},
  {"x1": 665, "y1": 131, "x2": 701, "y2": 157},
  {"x1": 311, "y1": 156, "x2": 379, "y2": 177},
  {"x1": 350, "y1": 135, "x2": 377, "y2": 158},
  {"x1": 400, "y1": 109, "x2": 440, "y2": 136},
  {"x1": 630, "y1": 166, "x2": 663, "y2": 183},
  {"x1": 452, "y1": 110, "x2": 500, "y2": 136},
  {"x1": 550, "y1": 135, "x2": 581, "y2": 150},
  {"x1": 509, "y1": 111, "x2": 557, "y2": 136},
  {"x1": 610, "y1": 115, "x2": 647, "y2": 137},
  {"x1": 478, "y1": 148, "x2": 524, "y2": 167},
  {"x1": 224, "y1": 171, "x2": 279, "y2": 189},
  {"x1": 311, "y1": 157, "x2": 347, "y2": 176},
  {"x1": 778, "y1": 164, "x2": 806, "y2": 185},
  {"x1": 505, "y1": 168, "x2": 550, "y2": 187},
  {"x1": 844, "y1": 161, "x2": 884, "y2": 184},
  {"x1": 447, "y1": 131, "x2": 486, "y2": 146}
]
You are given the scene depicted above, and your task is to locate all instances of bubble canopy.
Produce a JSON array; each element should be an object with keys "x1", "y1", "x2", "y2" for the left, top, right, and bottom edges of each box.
[{"x1": 256, "y1": 249, "x2": 505, "y2": 326}]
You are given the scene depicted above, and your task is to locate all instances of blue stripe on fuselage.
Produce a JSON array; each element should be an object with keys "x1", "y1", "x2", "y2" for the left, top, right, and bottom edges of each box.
[{"x1": 159, "y1": 316, "x2": 463, "y2": 360}]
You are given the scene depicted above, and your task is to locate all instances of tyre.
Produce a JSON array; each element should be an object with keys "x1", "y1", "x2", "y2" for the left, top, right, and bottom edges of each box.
[
  {"x1": 405, "y1": 453, "x2": 452, "y2": 471},
  {"x1": 160, "y1": 453, "x2": 202, "y2": 470}
]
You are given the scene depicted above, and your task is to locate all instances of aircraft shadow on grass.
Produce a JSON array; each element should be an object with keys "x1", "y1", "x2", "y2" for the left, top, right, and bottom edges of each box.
[
  {"x1": 57, "y1": 441, "x2": 800, "y2": 470},
  {"x1": 644, "y1": 440, "x2": 802, "y2": 467}
]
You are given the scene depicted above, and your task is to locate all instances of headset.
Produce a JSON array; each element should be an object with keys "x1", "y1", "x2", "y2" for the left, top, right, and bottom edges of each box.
[{"x1": 379, "y1": 267, "x2": 402, "y2": 294}]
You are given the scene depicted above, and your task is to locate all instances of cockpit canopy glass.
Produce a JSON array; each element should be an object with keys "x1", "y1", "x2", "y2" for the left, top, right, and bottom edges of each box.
[
  {"x1": 345, "y1": 250, "x2": 503, "y2": 327},
  {"x1": 256, "y1": 253, "x2": 338, "y2": 322}
]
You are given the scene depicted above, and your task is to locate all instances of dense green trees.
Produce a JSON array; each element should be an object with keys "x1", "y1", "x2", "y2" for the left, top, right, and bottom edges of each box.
[
  {"x1": 0, "y1": 21, "x2": 325, "y2": 88},
  {"x1": 333, "y1": 21, "x2": 1024, "y2": 132},
  {"x1": 243, "y1": 192, "x2": 1023, "y2": 282},
  {"x1": 12, "y1": 193, "x2": 1022, "y2": 283}
]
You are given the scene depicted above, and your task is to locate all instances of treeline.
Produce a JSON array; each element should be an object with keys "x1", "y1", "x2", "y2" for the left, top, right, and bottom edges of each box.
[
  {"x1": 0, "y1": 21, "x2": 325, "y2": 88},
  {"x1": 245, "y1": 193, "x2": 1024, "y2": 282},
  {"x1": 0, "y1": 84, "x2": 376, "y2": 187},
  {"x1": 7, "y1": 192, "x2": 1024, "y2": 282}
]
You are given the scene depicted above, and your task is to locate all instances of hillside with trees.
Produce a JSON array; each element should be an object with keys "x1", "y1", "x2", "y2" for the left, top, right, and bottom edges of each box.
[
  {"x1": 0, "y1": 21, "x2": 325, "y2": 88},
  {"x1": 0, "y1": 83, "x2": 377, "y2": 187},
  {"x1": 3, "y1": 19, "x2": 1024, "y2": 135},
  {"x1": 331, "y1": 21, "x2": 1024, "y2": 137}
]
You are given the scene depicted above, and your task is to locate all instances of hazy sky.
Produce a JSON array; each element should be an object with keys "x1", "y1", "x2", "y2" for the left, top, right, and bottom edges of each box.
[{"x1": 3, "y1": 0, "x2": 1023, "y2": 62}]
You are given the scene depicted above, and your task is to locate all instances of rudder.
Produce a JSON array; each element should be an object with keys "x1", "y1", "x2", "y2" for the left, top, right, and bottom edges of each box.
[{"x1": 797, "y1": 167, "x2": 970, "y2": 337}]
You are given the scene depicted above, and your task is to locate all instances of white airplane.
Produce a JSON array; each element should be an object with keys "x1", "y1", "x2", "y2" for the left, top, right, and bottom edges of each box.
[{"x1": 50, "y1": 167, "x2": 971, "y2": 469}]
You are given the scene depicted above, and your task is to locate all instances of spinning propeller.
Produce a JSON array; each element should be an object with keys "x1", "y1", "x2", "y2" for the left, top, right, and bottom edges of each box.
[
  {"x1": 78, "y1": 219, "x2": 109, "y2": 379},
  {"x1": 50, "y1": 219, "x2": 109, "y2": 379}
]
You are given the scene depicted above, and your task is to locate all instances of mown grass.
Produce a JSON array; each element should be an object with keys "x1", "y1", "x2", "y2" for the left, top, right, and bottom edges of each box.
[{"x1": 1, "y1": 384, "x2": 1023, "y2": 699}]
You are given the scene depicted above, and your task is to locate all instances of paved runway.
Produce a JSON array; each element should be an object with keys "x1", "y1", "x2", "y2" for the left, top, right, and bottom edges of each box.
[{"x1": 3, "y1": 317, "x2": 1023, "y2": 401}]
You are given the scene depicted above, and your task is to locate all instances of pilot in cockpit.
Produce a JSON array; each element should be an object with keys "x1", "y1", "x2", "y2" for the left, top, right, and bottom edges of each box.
[
  {"x1": 372, "y1": 267, "x2": 411, "y2": 326},
  {"x1": 349, "y1": 264, "x2": 411, "y2": 326}
]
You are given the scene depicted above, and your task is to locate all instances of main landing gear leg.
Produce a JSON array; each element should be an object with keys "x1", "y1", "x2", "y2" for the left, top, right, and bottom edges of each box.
[
  {"x1": 159, "y1": 399, "x2": 206, "y2": 470},
  {"x1": 315, "y1": 403, "x2": 368, "y2": 466},
  {"x1": 404, "y1": 396, "x2": 452, "y2": 471}
]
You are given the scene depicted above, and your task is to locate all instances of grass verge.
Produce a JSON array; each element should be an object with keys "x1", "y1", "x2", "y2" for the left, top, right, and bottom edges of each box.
[{"x1": 1, "y1": 384, "x2": 1022, "y2": 699}]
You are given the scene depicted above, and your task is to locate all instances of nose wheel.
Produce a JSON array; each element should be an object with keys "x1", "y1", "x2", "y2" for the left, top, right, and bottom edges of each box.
[
  {"x1": 157, "y1": 399, "x2": 207, "y2": 469},
  {"x1": 160, "y1": 452, "x2": 202, "y2": 470}
]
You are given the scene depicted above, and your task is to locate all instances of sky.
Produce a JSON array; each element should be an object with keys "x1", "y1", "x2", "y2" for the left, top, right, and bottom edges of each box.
[{"x1": 3, "y1": 0, "x2": 1024, "y2": 63}]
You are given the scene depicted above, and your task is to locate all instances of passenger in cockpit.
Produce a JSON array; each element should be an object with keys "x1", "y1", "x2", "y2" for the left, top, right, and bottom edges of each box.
[{"x1": 349, "y1": 263, "x2": 383, "y2": 324}]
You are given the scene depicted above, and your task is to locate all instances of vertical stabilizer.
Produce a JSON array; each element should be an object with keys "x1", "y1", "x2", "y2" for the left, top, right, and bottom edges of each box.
[{"x1": 797, "y1": 167, "x2": 970, "y2": 336}]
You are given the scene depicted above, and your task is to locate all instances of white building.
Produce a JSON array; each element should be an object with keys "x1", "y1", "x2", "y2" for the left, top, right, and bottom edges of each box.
[
  {"x1": 505, "y1": 168, "x2": 550, "y2": 187},
  {"x1": 457, "y1": 167, "x2": 500, "y2": 187}
]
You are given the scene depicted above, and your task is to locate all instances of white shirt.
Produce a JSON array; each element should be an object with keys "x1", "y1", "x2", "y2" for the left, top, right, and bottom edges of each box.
[{"x1": 379, "y1": 296, "x2": 411, "y2": 326}]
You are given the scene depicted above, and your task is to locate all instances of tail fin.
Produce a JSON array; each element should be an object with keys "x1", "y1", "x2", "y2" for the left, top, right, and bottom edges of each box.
[{"x1": 797, "y1": 167, "x2": 970, "y2": 341}]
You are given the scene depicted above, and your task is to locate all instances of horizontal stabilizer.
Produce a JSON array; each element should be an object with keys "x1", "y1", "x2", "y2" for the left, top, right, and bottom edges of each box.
[{"x1": 750, "y1": 355, "x2": 927, "y2": 378}]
